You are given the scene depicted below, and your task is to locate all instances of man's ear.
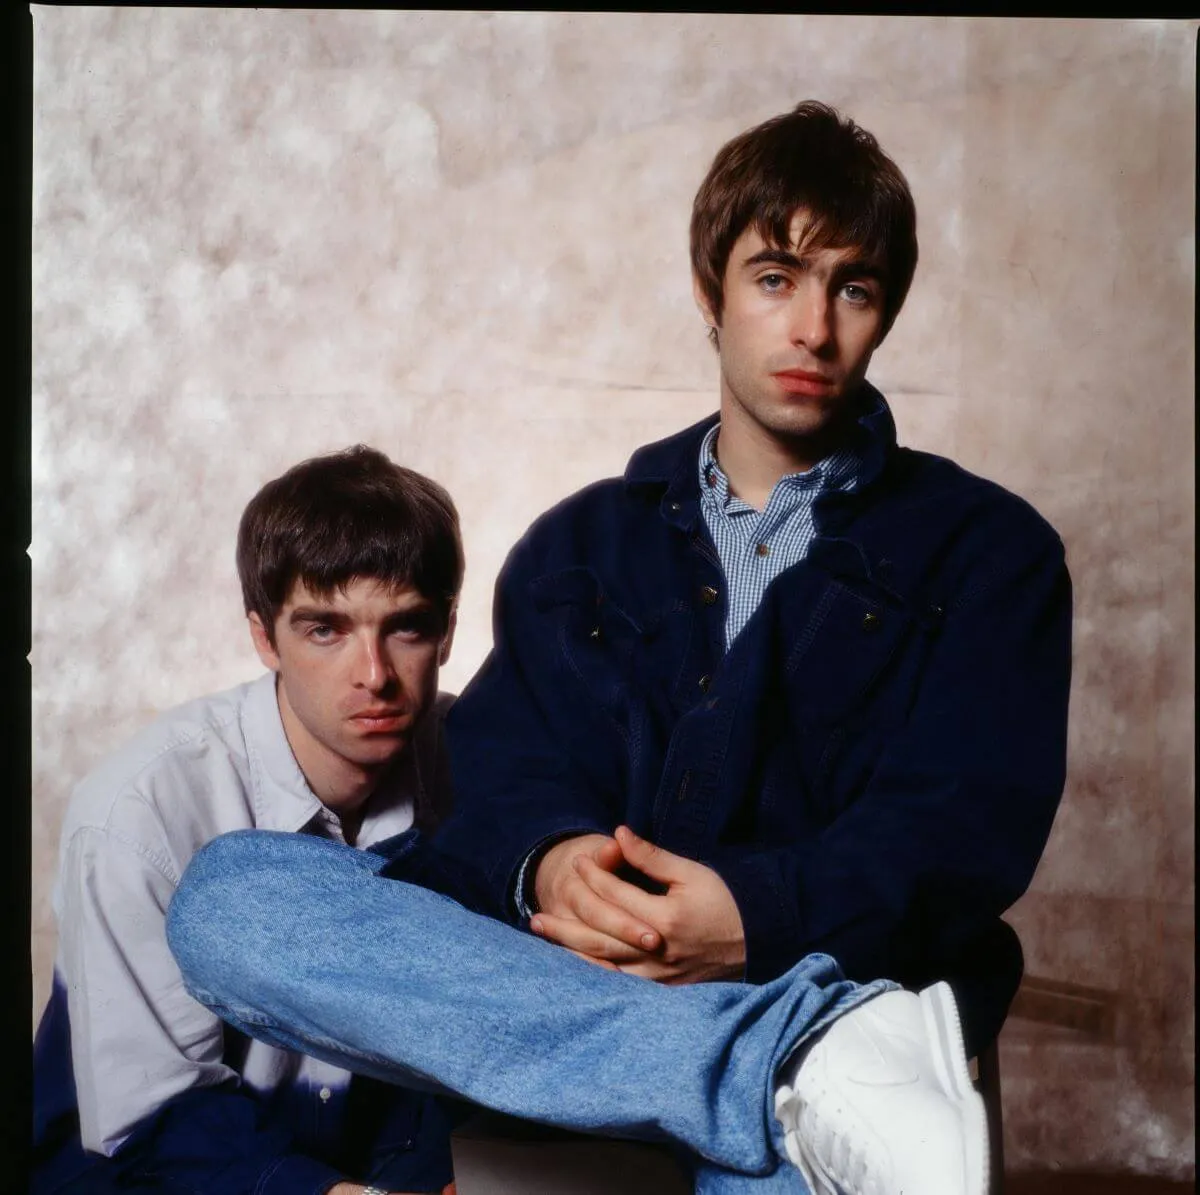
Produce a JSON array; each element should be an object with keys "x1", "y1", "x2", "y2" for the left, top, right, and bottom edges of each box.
[
  {"x1": 248, "y1": 612, "x2": 281, "y2": 672},
  {"x1": 438, "y1": 609, "x2": 457, "y2": 666},
  {"x1": 692, "y1": 272, "x2": 718, "y2": 331}
]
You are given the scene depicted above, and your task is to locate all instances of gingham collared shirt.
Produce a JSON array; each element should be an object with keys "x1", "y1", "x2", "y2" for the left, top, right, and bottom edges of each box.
[{"x1": 699, "y1": 423, "x2": 860, "y2": 647}]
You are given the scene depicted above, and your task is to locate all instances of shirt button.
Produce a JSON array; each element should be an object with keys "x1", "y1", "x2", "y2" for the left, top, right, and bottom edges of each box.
[
  {"x1": 755, "y1": 543, "x2": 769, "y2": 557},
  {"x1": 319, "y1": 1086, "x2": 332, "y2": 1102},
  {"x1": 861, "y1": 612, "x2": 881, "y2": 631},
  {"x1": 706, "y1": 471, "x2": 718, "y2": 488},
  {"x1": 698, "y1": 674, "x2": 711, "y2": 693},
  {"x1": 699, "y1": 585, "x2": 719, "y2": 606}
]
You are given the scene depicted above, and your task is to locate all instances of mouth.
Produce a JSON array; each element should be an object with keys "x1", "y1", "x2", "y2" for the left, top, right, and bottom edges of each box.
[
  {"x1": 772, "y1": 369, "x2": 837, "y2": 397},
  {"x1": 349, "y1": 710, "x2": 410, "y2": 734}
]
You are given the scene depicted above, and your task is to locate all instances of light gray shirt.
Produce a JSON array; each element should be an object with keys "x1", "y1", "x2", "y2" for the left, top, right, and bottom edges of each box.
[{"x1": 52, "y1": 671, "x2": 452, "y2": 1155}]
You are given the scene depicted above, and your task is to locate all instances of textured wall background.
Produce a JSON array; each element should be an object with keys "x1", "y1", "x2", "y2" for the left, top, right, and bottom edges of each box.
[{"x1": 31, "y1": 9, "x2": 1195, "y2": 1180}]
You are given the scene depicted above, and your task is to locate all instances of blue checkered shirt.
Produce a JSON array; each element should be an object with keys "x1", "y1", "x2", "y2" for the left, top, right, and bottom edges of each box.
[{"x1": 699, "y1": 424, "x2": 860, "y2": 647}]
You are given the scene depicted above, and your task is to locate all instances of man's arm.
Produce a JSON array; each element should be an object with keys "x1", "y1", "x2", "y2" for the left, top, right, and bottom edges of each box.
[
  {"x1": 706, "y1": 532, "x2": 1073, "y2": 989},
  {"x1": 53, "y1": 825, "x2": 363, "y2": 1194},
  {"x1": 431, "y1": 536, "x2": 646, "y2": 930}
]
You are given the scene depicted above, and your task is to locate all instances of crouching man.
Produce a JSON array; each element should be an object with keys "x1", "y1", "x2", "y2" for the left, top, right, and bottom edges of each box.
[{"x1": 33, "y1": 446, "x2": 463, "y2": 1195}]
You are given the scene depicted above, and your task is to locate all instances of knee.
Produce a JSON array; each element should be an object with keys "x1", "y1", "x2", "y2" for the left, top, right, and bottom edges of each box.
[{"x1": 166, "y1": 831, "x2": 291, "y2": 992}]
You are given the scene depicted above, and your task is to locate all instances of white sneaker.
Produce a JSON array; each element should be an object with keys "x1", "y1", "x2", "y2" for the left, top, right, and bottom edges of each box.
[{"x1": 773, "y1": 981, "x2": 989, "y2": 1195}]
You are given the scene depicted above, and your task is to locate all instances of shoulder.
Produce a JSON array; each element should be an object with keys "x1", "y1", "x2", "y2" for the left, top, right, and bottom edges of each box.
[
  {"x1": 61, "y1": 680, "x2": 260, "y2": 853},
  {"x1": 884, "y1": 447, "x2": 1065, "y2": 555}
]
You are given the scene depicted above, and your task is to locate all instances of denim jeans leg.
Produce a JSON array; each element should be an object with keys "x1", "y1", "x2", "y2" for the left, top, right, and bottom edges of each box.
[{"x1": 167, "y1": 829, "x2": 892, "y2": 1179}]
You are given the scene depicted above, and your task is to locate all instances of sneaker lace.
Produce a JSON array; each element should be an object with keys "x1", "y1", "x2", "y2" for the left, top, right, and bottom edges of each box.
[{"x1": 801, "y1": 1101, "x2": 878, "y2": 1195}]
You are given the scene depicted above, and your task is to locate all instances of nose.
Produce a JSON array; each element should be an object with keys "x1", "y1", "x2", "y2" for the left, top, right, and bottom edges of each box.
[
  {"x1": 352, "y1": 635, "x2": 397, "y2": 693},
  {"x1": 791, "y1": 285, "x2": 833, "y2": 354}
]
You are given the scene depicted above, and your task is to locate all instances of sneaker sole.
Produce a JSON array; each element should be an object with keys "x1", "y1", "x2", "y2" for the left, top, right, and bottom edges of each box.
[{"x1": 919, "y1": 981, "x2": 990, "y2": 1195}]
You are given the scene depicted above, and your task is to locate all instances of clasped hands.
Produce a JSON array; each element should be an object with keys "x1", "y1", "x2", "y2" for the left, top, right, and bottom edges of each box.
[{"x1": 529, "y1": 826, "x2": 746, "y2": 983}]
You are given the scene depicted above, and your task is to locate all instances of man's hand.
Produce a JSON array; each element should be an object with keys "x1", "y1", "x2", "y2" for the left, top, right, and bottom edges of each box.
[
  {"x1": 533, "y1": 826, "x2": 746, "y2": 984},
  {"x1": 530, "y1": 833, "x2": 662, "y2": 966}
]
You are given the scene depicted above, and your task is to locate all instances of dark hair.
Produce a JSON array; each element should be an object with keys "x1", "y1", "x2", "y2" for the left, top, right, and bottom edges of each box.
[
  {"x1": 690, "y1": 100, "x2": 918, "y2": 345},
  {"x1": 237, "y1": 445, "x2": 464, "y2": 641}
]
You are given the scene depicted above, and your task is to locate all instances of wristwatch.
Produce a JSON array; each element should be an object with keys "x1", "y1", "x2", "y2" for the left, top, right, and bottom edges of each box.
[{"x1": 360, "y1": 1187, "x2": 388, "y2": 1195}]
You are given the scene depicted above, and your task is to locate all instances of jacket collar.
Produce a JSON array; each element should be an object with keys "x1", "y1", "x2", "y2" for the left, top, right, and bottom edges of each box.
[{"x1": 623, "y1": 381, "x2": 897, "y2": 501}]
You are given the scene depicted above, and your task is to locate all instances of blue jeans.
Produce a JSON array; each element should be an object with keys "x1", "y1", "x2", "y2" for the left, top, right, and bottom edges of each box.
[{"x1": 166, "y1": 830, "x2": 894, "y2": 1194}]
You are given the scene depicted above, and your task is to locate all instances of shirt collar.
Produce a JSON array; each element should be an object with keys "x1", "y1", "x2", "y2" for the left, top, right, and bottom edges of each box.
[
  {"x1": 697, "y1": 423, "x2": 861, "y2": 515},
  {"x1": 242, "y1": 671, "x2": 419, "y2": 846}
]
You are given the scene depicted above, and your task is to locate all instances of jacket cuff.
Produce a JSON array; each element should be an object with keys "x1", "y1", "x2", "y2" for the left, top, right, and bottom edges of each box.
[
  {"x1": 257, "y1": 1153, "x2": 346, "y2": 1195},
  {"x1": 709, "y1": 850, "x2": 806, "y2": 985},
  {"x1": 510, "y1": 824, "x2": 610, "y2": 921}
]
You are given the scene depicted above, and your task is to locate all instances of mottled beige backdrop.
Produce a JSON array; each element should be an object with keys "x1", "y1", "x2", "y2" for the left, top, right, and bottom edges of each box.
[{"x1": 31, "y1": 9, "x2": 1195, "y2": 1181}]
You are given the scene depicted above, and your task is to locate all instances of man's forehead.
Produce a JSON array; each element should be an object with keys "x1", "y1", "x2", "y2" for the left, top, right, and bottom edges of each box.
[
  {"x1": 758, "y1": 214, "x2": 883, "y2": 268},
  {"x1": 739, "y1": 209, "x2": 883, "y2": 269}
]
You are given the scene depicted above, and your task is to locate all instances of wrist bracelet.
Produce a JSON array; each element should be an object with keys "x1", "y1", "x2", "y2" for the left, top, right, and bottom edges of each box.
[{"x1": 360, "y1": 1186, "x2": 388, "y2": 1195}]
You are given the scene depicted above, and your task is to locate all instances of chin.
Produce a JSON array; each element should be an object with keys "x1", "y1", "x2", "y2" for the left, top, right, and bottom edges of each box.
[{"x1": 350, "y1": 738, "x2": 410, "y2": 768}]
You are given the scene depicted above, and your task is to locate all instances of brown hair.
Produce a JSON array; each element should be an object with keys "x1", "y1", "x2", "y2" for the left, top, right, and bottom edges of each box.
[
  {"x1": 237, "y1": 445, "x2": 463, "y2": 642},
  {"x1": 690, "y1": 100, "x2": 918, "y2": 345}
]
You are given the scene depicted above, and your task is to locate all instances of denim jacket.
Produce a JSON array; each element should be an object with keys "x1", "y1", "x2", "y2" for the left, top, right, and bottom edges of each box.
[{"x1": 426, "y1": 385, "x2": 1072, "y2": 1053}]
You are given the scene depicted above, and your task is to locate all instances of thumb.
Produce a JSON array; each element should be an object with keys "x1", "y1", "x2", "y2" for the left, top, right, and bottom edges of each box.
[{"x1": 614, "y1": 825, "x2": 687, "y2": 884}]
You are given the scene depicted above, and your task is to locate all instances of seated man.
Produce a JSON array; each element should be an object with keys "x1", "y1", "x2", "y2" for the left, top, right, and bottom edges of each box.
[
  {"x1": 165, "y1": 99, "x2": 1070, "y2": 1195},
  {"x1": 33, "y1": 446, "x2": 464, "y2": 1195}
]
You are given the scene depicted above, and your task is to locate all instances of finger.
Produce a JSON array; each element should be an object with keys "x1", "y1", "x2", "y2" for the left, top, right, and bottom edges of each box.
[
  {"x1": 563, "y1": 866, "x2": 661, "y2": 950},
  {"x1": 531, "y1": 911, "x2": 657, "y2": 962},
  {"x1": 574, "y1": 855, "x2": 662, "y2": 946},
  {"x1": 563, "y1": 946, "x2": 621, "y2": 972},
  {"x1": 614, "y1": 825, "x2": 691, "y2": 884},
  {"x1": 591, "y1": 836, "x2": 625, "y2": 873},
  {"x1": 616, "y1": 956, "x2": 679, "y2": 982}
]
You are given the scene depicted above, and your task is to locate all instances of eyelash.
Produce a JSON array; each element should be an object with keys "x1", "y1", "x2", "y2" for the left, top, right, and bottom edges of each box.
[
  {"x1": 304, "y1": 623, "x2": 431, "y2": 642},
  {"x1": 757, "y1": 273, "x2": 874, "y2": 306}
]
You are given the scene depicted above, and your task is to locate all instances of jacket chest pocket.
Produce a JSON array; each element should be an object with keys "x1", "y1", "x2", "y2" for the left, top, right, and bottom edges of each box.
[
  {"x1": 779, "y1": 577, "x2": 924, "y2": 727},
  {"x1": 530, "y1": 567, "x2": 683, "y2": 729}
]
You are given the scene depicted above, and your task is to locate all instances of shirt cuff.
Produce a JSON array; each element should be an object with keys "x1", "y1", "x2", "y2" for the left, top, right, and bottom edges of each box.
[{"x1": 510, "y1": 828, "x2": 604, "y2": 921}]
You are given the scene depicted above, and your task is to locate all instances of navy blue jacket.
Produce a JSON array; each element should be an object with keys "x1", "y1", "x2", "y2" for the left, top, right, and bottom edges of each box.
[{"x1": 424, "y1": 387, "x2": 1072, "y2": 1054}]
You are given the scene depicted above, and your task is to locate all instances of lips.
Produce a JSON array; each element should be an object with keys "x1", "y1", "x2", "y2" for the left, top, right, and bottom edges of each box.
[
  {"x1": 350, "y1": 709, "x2": 410, "y2": 733},
  {"x1": 772, "y1": 369, "x2": 836, "y2": 396}
]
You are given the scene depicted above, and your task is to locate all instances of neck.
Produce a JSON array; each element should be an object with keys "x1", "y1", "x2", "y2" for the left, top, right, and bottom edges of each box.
[
  {"x1": 716, "y1": 400, "x2": 853, "y2": 511},
  {"x1": 275, "y1": 682, "x2": 384, "y2": 841}
]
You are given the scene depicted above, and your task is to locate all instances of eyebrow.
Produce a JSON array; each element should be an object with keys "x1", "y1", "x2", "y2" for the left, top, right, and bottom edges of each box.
[
  {"x1": 287, "y1": 601, "x2": 437, "y2": 630},
  {"x1": 288, "y1": 607, "x2": 350, "y2": 627},
  {"x1": 741, "y1": 247, "x2": 885, "y2": 281}
]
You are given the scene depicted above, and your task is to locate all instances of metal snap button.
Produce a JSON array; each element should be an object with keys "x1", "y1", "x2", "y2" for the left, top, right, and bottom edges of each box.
[
  {"x1": 699, "y1": 585, "x2": 719, "y2": 606},
  {"x1": 861, "y1": 611, "x2": 881, "y2": 631}
]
